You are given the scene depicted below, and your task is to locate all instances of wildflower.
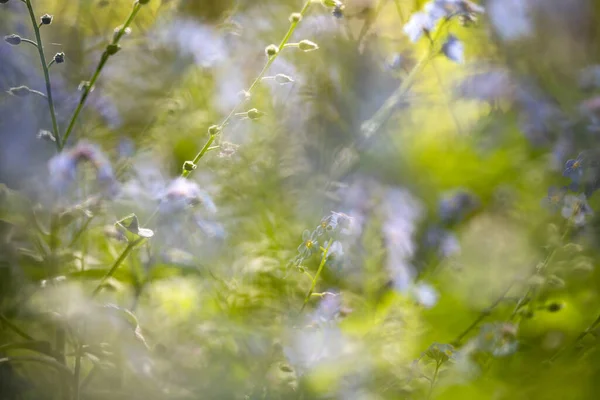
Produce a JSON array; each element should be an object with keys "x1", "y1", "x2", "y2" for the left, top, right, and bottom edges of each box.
[
  {"x1": 403, "y1": 12, "x2": 434, "y2": 42},
  {"x1": 48, "y1": 141, "x2": 118, "y2": 196},
  {"x1": 159, "y1": 177, "x2": 216, "y2": 214},
  {"x1": 316, "y1": 212, "x2": 342, "y2": 235},
  {"x1": 561, "y1": 194, "x2": 594, "y2": 226},
  {"x1": 311, "y1": 293, "x2": 341, "y2": 324},
  {"x1": 4, "y1": 34, "x2": 22, "y2": 46},
  {"x1": 438, "y1": 189, "x2": 479, "y2": 225},
  {"x1": 298, "y1": 229, "x2": 319, "y2": 258},
  {"x1": 441, "y1": 34, "x2": 464, "y2": 63},
  {"x1": 563, "y1": 153, "x2": 588, "y2": 183},
  {"x1": 425, "y1": 226, "x2": 461, "y2": 257},
  {"x1": 328, "y1": 241, "x2": 344, "y2": 259},
  {"x1": 412, "y1": 283, "x2": 439, "y2": 309},
  {"x1": 40, "y1": 14, "x2": 53, "y2": 25},
  {"x1": 542, "y1": 186, "x2": 567, "y2": 213},
  {"x1": 476, "y1": 323, "x2": 518, "y2": 357}
]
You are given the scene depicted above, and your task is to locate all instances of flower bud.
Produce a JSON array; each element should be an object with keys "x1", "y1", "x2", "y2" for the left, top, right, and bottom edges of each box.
[
  {"x1": 53, "y1": 52, "x2": 65, "y2": 64},
  {"x1": 40, "y1": 14, "x2": 53, "y2": 25},
  {"x1": 289, "y1": 12, "x2": 302, "y2": 23},
  {"x1": 321, "y1": 0, "x2": 343, "y2": 8},
  {"x1": 183, "y1": 161, "x2": 197, "y2": 172},
  {"x1": 265, "y1": 44, "x2": 278, "y2": 57},
  {"x1": 208, "y1": 125, "x2": 221, "y2": 135},
  {"x1": 298, "y1": 40, "x2": 319, "y2": 52},
  {"x1": 247, "y1": 108, "x2": 264, "y2": 120},
  {"x1": 106, "y1": 44, "x2": 121, "y2": 55},
  {"x1": 4, "y1": 34, "x2": 22, "y2": 46}
]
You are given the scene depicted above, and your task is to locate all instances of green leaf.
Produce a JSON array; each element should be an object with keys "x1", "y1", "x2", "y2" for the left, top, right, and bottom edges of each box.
[
  {"x1": 0, "y1": 341, "x2": 55, "y2": 358},
  {"x1": 0, "y1": 184, "x2": 30, "y2": 226},
  {"x1": 116, "y1": 214, "x2": 154, "y2": 239}
]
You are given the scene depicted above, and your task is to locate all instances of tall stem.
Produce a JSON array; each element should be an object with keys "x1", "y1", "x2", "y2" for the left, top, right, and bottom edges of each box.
[
  {"x1": 60, "y1": 2, "x2": 143, "y2": 149},
  {"x1": 24, "y1": 0, "x2": 61, "y2": 150},
  {"x1": 182, "y1": 0, "x2": 313, "y2": 178}
]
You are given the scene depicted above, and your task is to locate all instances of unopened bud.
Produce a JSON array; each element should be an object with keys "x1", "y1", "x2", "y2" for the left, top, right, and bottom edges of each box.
[
  {"x1": 247, "y1": 108, "x2": 264, "y2": 120},
  {"x1": 4, "y1": 34, "x2": 22, "y2": 46},
  {"x1": 289, "y1": 13, "x2": 302, "y2": 23},
  {"x1": 298, "y1": 40, "x2": 319, "y2": 52},
  {"x1": 265, "y1": 44, "x2": 278, "y2": 57},
  {"x1": 106, "y1": 44, "x2": 121, "y2": 55},
  {"x1": 183, "y1": 161, "x2": 197, "y2": 172},
  {"x1": 40, "y1": 14, "x2": 53, "y2": 25},
  {"x1": 321, "y1": 0, "x2": 343, "y2": 8},
  {"x1": 208, "y1": 125, "x2": 221, "y2": 135},
  {"x1": 53, "y1": 52, "x2": 65, "y2": 64}
]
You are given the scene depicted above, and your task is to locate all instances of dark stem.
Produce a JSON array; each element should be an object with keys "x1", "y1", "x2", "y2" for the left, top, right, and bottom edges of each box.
[{"x1": 24, "y1": 0, "x2": 61, "y2": 150}]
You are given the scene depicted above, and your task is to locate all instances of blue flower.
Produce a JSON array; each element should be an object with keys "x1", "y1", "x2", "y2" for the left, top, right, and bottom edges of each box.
[
  {"x1": 561, "y1": 194, "x2": 594, "y2": 226},
  {"x1": 563, "y1": 153, "x2": 587, "y2": 183},
  {"x1": 298, "y1": 229, "x2": 319, "y2": 258},
  {"x1": 438, "y1": 189, "x2": 479, "y2": 224},
  {"x1": 542, "y1": 186, "x2": 567, "y2": 213}
]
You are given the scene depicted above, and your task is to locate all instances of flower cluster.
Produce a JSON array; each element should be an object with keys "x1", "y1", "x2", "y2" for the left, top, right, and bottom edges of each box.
[
  {"x1": 403, "y1": 0, "x2": 484, "y2": 63},
  {"x1": 293, "y1": 212, "x2": 351, "y2": 266}
]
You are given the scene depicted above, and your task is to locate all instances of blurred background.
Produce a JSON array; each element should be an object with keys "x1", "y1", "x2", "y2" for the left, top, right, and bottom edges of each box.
[{"x1": 2, "y1": 0, "x2": 600, "y2": 398}]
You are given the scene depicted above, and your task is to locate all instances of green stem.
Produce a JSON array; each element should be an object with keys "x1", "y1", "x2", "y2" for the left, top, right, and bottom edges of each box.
[
  {"x1": 300, "y1": 238, "x2": 333, "y2": 313},
  {"x1": 451, "y1": 280, "x2": 516, "y2": 346},
  {"x1": 0, "y1": 314, "x2": 35, "y2": 341},
  {"x1": 60, "y1": 2, "x2": 143, "y2": 149},
  {"x1": 359, "y1": 19, "x2": 449, "y2": 141},
  {"x1": 91, "y1": 239, "x2": 142, "y2": 298},
  {"x1": 24, "y1": 0, "x2": 61, "y2": 150},
  {"x1": 20, "y1": 38, "x2": 38, "y2": 47},
  {"x1": 427, "y1": 361, "x2": 441, "y2": 399},
  {"x1": 182, "y1": 0, "x2": 313, "y2": 178}
]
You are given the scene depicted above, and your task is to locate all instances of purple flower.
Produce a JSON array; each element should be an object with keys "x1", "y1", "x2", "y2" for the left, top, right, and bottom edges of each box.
[
  {"x1": 158, "y1": 177, "x2": 216, "y2": 214},
  {"x1": 542, "y1": 186, "x2": 567, "y2": 213},
  {"x1": 48, "y1": 141, "x2": 118, "y2": 196},
  {"x1": 442, "y1": 34, "x2": 464, "y2": 63}
]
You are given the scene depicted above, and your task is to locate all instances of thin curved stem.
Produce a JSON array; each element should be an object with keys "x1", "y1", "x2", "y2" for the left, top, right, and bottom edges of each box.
[
  {"x1": 182, "y1": 0, "x2": 313, "y2": 178},
  {"x1": 24, "y1": 0, "x2": 61, "y2": 150}
]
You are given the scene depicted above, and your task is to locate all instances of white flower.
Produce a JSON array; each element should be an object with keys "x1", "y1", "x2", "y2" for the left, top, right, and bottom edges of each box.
[
  {"x1": 561, "y1": 194, "x2": 594, "y2": 226},
  {"x1": 403, "y1": 12, "x2": 434, "y2": 42},
  {"x1": 412, "y1": 283, "x2": 439, "y2": 309},
  {"x1": 442, "y1": 34, "x2": 464, "y2": 63}
]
